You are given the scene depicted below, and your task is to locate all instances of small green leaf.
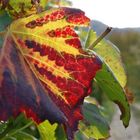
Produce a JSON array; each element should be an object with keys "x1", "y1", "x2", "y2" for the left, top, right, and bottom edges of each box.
[
  {"x1": 79, "y1": 103, "x2": 110, "y2": 140},
  {"x1": 95, "y1": 63, "x2": 130, "y2": 127},
  {"x1": 12, "y1": 131, "x2": 37, "y2": 140},
  {"x1": 38, "y1": 120, "x2": 58, "y2": 140},
  {"x1": 85, "y1": 28, "x2": 97, "y2": 48},
  {"x1": 0, "y1": 114, "x2": 35, "y2": 140},
  {"x1": 0, "y1": 122, "x2": 7, "y2": 134},
  {"x1": 55, "y1": 125, "x2": 66, "y2": 140},
  {"x1": 13, "y1": 113, "x2": 31, "y2": 126}
]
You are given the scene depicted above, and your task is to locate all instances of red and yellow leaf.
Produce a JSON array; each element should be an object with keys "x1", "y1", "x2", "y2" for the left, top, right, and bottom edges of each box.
[
  {"x1": 0, "y1": 8, "x2": 102, "y2": 139},
  {"x1": 0, "y1": 35, "x2": 66, "y2": 124}
]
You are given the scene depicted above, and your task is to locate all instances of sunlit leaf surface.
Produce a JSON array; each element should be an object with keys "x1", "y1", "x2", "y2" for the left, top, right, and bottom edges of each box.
[
  {"x1": 86, "y1": 29, "x2": 127, "y2": 87},
  {"x1": 0, "y1": 36, "x2": 66, "y2": 125},
  {"x1": 0, "y1": 8, "x2": 102, "y2": 139}
]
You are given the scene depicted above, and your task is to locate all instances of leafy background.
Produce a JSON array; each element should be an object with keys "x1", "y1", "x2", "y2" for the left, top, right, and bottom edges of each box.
[{"x1": 0, "y1": 0, "x2": 140, "y2": 140}]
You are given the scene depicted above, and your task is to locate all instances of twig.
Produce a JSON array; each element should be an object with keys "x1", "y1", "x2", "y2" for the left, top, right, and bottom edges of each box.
[{"x1": 88, "y1": 27, "x2": 112, "y2": 49}]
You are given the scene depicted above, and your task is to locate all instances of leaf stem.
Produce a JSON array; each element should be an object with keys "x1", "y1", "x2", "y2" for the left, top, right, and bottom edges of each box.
[
  {"x1": 0, "y1": 121, "x2": 33, "y2": 140},
  {"x1": 88, "y1": 27, "x2": 112, "y2": 49}
]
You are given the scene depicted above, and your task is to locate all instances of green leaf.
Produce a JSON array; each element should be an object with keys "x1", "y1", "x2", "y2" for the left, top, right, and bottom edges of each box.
[
  {"x1": 13, "y1": 113, "x2": 31, "y2": 126},
  {"x1": 0, "y1": 122, "x2": 7, "y2": 134},
  {"x1": 79, "y1": 103, "x2": 110, "y2": 140},
  {"x1": 87, "y1": 29, "x2": 127, "y2": 87},
  {"x1": 38, "y1": 120, "x2": 58, "y2": 140},
  {"x1": 85, "y1": 28, "x2": 97, "y2": 48},
  {"x1": 55, "y1": 125, "x2": 66, "y2": 140},
  {"x1": 0, "y1": 114, "x2": 35, "y2": 140},
  {"x1": 94, "y1": 40, "x2": 127, "y2": 87},
  {"x1": 12, "y1": 131, "x2": 37, "y2": 140},
  {"x1": 95, "y1": 63, "x2": 130, "y2": 127}
]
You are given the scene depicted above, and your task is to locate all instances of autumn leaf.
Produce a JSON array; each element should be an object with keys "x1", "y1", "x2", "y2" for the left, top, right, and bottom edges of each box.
[
  {"x1": 0, "y1": 8, "x2": 102, "y2": 140},
  {"x1": 0, "y1": 35, "x2": 66, "y2": 125}
]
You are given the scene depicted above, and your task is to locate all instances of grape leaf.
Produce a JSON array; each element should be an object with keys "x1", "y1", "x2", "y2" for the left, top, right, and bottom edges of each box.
[
  {"x1": 0, "y1": 36, "x2": 66, "y2": 130},
  {"x1": 95, "y1": 63, "x2": 130, "y2": 127},
  {"x1": 0, "y1": 8, "x2": 102, "y2": 139},
  {"x1": 86, "y1": 29, "x2": 127, "y2": 87}
]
